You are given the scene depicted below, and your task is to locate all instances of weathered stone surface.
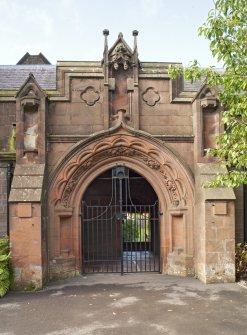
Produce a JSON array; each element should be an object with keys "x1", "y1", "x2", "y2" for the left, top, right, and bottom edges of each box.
[
  {"x1": 9, "y1": 188, "x2": 42, "y2": 202},
  {"x1": 9, "y1": 163, "x2": 45, "y2": 203},
  {"x1": 195, "y1": 163, "x2": 236, "y2": 283},
  {"x1": 12, "y1": 175, "x2": 43, "y2": 188},
  {"x1": 14, "y1": 164, "x2": 45, "y2": 176},
  {"x1": 17, "y1": 203, "x2": 32, "y2": 217},
  {"x1": 10, "y1": 202, "x2": 43, "y2": 288},
  {"x1": 196, "y1": 163, "x2": 235, "y2": 201}
]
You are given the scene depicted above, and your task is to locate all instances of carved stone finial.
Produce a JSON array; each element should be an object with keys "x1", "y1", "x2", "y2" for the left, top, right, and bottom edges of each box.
[
  {"x1": 112, "y1": 109, "x2": 129, "y2": 125},
  {"x1": 103, "y1": 29, "x2": 109, "y2": 36},
  {"x1": 110, "y1": 41, "x2": 131, "y2": 71},
  {"x1": 103, "y1": 29, "x2": 109, "y2": 64},
  {"x1": 118, "y1": 32, "x2": 123, "y2": 38},
  {"x1": 117, "y1": 109, "x2": 126, "y2": 124},
  {"x1": 132, "y1": 30, "x2": 139, "y2": 67}
]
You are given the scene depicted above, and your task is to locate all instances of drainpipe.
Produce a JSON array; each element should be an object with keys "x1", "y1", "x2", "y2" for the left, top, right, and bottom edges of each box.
[{"x1": 6, "y1": 163, "x2": 13, "y2": 236}]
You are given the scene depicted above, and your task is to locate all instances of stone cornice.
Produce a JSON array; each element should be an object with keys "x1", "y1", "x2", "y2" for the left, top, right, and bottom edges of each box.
[
  {"x1": 48, "y1": 134, "x2": 194, "y2": 143},
  {"x1": 56, "y1": 61, "x2": 102, "y2": 67},
  {"x1": 0, "y1": 61, "x2": 197, "y2": 102}
]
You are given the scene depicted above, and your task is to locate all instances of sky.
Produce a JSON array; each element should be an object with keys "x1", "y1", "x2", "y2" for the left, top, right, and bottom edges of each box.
[{"x1": 0, "y1": 0, "x2": 221, "y2": 67}]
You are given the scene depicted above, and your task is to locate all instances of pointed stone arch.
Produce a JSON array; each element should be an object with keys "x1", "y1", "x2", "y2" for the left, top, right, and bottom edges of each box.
[{"x1": 48, "y1": 125, "x2": 195, "y2": 279}]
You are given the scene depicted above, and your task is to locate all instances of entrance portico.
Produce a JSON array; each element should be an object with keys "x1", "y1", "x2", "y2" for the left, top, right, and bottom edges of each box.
[
  {"x1": 2, "y1": 31, "x2": 236, "y2": 288},
  {"x1": 48, "y1": 125, "x2": 195, "y2": 281}
]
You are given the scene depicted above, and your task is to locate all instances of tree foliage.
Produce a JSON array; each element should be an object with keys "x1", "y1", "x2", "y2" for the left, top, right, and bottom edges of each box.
[
  {"x1": 0, "y1": 236, "x2": 11, "y2": 298},
  {"x1": 169, "y1": 0, "x2": 247, "y2": 187},
  {"x1": 235, "y1": 242, "x2": 247, "y2": 280}
]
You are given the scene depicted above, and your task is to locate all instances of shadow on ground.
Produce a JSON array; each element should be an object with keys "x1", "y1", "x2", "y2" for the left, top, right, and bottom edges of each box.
[{"x1": 0, "y1": 274, "x2": 246, "y2": 335}]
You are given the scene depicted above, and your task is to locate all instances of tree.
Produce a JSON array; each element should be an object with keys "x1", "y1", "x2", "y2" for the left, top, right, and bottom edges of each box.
[{"x1": 169, "y1": 0, "x2": 247, "y2": 187}]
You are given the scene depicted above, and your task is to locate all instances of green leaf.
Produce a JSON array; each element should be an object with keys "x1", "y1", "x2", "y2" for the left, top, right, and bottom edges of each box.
[{"x1": 169, "y1": 0, "x2": 247, "y2": 188}]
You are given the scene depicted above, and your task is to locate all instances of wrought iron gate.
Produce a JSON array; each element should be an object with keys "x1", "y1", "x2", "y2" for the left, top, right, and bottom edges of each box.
[{"x1": 81, "y1": 167, "x2": 160, "y2": 274}]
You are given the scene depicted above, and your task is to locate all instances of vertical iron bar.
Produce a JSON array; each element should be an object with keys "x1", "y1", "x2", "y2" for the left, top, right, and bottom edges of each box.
[
  {"x1": 130, "y1": 205, "x2": 133, "y2": 273},
  {"x1": 114, "y1": 178, "x2": 117, "y2": 272},
  {"x1": 87, "y1": 205, "x2": 90, "y2": 273},
  {"x1": 82, "y1": 202, "x2": 85, "y2": 275},
  {"x1": 119, "y1": 178, "x2": 123, "y2": 275},
  {"x1": 105, "y1": 207, "x2": 109, "y2": 273},
  {"x1": 150, "y1": 207, "x2": 152, "y2": 271},
  {"x1": 125, "y1": 179, "x2": 128, "y2": 273},
  {"x1": 115, "y1": 205, "x2": 118, "y2": 272},
  {"x1": 92, "y1": 207, "x2": 94, "y2": 273},
  {"x1": 145, "y1": 206, "x2": 147, "y2": 272},
  {"x1": 88, "y1": 207, "x2": 90, "y2": 273},
  {"x1": 139, "y1": 207, "x2": 141, "y2": 271},
  {"x1": 135, "y1": 207, "x2": 137, "y2": 273},
  {"x1": 96, "y1": 206, "x2": 99, "y2": 272},
  {"x1": 158, "y1": 202, "x2": 161, "y2": 272},
  {"x1": 153, "y1": 204, "x2": 156, "y2": 271},
  {"x1": 101, "y1": 206, "x2": 104, "y2": 272},
  {"x1": 110, "y1": 205, "x2": 113, "y2": 272},
  {"x1": 151, "y1": 206, "x2": 153, "y2": 271}
]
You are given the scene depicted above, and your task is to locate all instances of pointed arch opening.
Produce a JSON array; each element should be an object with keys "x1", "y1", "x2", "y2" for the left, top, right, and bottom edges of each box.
[
  {"x1": 81, "y1": 166, "x2": 160, "y2": 274},
  {"x1": 48, "y1": 129, "x2": 194, "y2": 279}
]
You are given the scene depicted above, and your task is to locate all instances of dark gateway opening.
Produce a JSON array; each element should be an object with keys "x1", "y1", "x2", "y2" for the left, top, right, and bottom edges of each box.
[{"x1": 81, "y1": 167, "x2": 160, "y2": 274}]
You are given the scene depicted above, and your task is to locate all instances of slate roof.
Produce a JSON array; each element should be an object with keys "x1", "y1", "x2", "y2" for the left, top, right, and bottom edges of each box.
[
  {"x1": 183, "y1": 68, "x2": 224, "y2": 92},
  {"x1": 0, "y1": 64, "x2": 222, "y2": 93},
  {"x1": 184, "y1": 78, "x2": 204, "y2": 92},
  {"x1": 0, "y1": 65, "x2": 56, "y2": 90},
  {"x1": 16, "y1": 52, "x2": 51, "y2": 65}
]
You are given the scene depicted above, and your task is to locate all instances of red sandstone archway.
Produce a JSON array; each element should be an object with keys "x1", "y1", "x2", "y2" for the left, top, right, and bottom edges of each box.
[{"x1": 47, "y1": 125, "x2": 194, "y2": 279}]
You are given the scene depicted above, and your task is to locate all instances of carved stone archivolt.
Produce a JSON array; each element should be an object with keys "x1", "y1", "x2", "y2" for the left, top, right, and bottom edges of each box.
[
  {"x1": 142, "y1": 87, "x2": 160, "y2": 106},
  {"x1": 50, "y1": 132, "x2": 193, "y2": 209},
  {"x1": 81, "y1": 86, "x2": 100, "y2": 106}
]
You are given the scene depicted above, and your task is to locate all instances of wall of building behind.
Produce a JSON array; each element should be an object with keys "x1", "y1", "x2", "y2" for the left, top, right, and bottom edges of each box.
[
  {"x1": 0, "y1": 102, "x2": 15, "y2": 235},
  {"x1": 235, "y1": 186, "x2": 245, "y2": 242}
]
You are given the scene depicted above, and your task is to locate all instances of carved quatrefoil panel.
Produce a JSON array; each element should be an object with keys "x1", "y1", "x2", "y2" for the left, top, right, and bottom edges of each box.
[
  {"x1": 81, "y1": 86, "x2": 100, "y2": 106},
  {"x1": 142, "y1": 87, "x2": 160, "y2": 106}
]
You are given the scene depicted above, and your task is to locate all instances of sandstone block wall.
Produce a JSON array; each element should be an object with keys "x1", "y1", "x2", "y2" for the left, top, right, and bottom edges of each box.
[{"x1": 9, "y1": 203, "x2": 43, "y2": 287}]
